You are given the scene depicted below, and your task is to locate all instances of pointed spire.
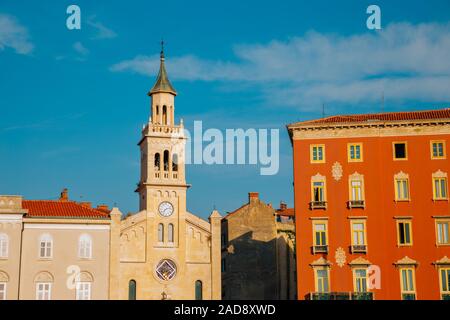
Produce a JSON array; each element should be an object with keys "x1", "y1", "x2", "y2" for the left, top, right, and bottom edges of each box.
[{"x1": 148, "y1": 40, "x2": 177, "y2": 96}]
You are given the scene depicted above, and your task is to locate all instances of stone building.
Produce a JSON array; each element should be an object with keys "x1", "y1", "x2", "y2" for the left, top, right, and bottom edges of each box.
[
  {"x1": 221, "y1": 192, "x2": 296, "y2": 300},
  {"x1": 0, "y1": 190, "x2": 113, "y2": 300},
  {"x1": 113, "y1": 48, "x2": 222, "y2": 300}
]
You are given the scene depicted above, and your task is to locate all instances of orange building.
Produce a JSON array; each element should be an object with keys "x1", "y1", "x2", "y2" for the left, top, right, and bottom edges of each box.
[{"x1": 287, "y1": 108, "x2": 450, "y2": 300}]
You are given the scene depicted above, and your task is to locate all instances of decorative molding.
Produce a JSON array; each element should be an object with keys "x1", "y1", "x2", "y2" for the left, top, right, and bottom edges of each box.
[
  {"x1": 432, "y1": 170, "x2": 447, "y2": 178},
  {"x1": 332, "y1": 162, "x2": 343, "y2": 181},
  {"x1": 311, "y1": 173, "x2": 325, "y2": 182},
  {"x1": 433, "y1": 256, "x2": 450, "y2": 266},
  {"x1": 349, "y1": 256, "x2": 372, "y2": 266},
  {"x1": 394, "y1": 256, "x2": 418, "y2": 266},
  {"x1": 394, "y1": 171, "x2": 409, "y2": 179},
  {"x1": 310, "y1": 256, "x2": 332, "y2": 267},
  {"x1": 335, "y1": 247, "x2": 346, "y2": 267}
]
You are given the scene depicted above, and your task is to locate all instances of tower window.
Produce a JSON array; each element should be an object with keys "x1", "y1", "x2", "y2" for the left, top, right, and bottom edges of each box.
[
  {"x1": 158, "y1": 223, "x2": 164, "y2": 243},
  {"x1": 163, "y1": 150, "x2": 169, "y2": 171},
  {"x1": 195, "y1": 280, "x2": 203, "y2": 300},
  {"x1": 162, "y1": 105, "x2": 168, "y2": 125},
  {"x1": 128, "y1": 280, "x2": 136, "y2": 300},
  {"x1": 154, "y1": 153, "x2": 161, "y2": 171},
  {"x1": 168, "y1": 224, "x2": 174, "y2": 243},
  {"x1": 172, "y1": 154, "x2": 178, "y2": 172}
]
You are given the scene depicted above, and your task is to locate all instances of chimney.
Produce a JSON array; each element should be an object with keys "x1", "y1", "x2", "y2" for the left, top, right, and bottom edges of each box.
[
  {"x1": 279, "y1": 201, "x2": 287, "y2": 210},
  {"x1": 248, "y1": 192, "x2": 259, "y2": 204},
  {"x1": 80, "y1": 202, "x2": 92, "y2": 209},
  {"x1": 59, "y1": 188, "x2": 69, "y2": 201}
]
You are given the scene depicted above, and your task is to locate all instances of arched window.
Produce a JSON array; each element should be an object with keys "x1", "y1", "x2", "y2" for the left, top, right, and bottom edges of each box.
[
  {"x1": 162, "y1": 105, "x2": 167, "y2": 125},
  {"x1": 163, "y1": 150, "x2": 169, "y2": 171},
  {"x1": 168, "y1": 224, "x2": 174, "y2": 243},
  {"x1": 39, "y1": 234, "x2": 53, "y2": 258},
  {"x1": 128, "y1": 280, "x2": 136, "y2": 300},
  {"x1": 154, "y1": 153, "x2": 161, "y2": 171},
  {"x1": 195, "y1": 280, "x2": 203, "y2": 300},
  {"x1": 75, "y1": 271, "x2": 93, "y2": 300},
  {"x1": 78, "y1": 234, "x2": 92, "y2": 259},
  {"x1": 158, "y1": 224, "x2": 164, "y2": 242},
  {"x1": 0, "y1": 233, "x2": 8, "y2": 258},
  {"x1": 172, "y1": 154, "x2": 178, "y2": 172}
]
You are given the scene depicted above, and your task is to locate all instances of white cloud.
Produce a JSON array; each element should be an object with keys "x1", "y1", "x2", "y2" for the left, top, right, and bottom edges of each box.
[
  {"x1": 111, "y1": 22, "x2": 450, "y2": 108},
  {"x1": 87, "y1": 17, "x2": 117, "y2": 39},
  {"x1": 73, "y1": 41, "x2": 89, "y2": 56},
  {"x1": 0, "y1": 13, "x2": 33, "y2": 54}
]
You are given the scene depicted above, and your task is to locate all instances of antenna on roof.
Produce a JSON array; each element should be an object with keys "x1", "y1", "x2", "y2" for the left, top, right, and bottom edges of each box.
[
  {"x1": 322, "y1": 103, "x2": 326, "y2": 118},
  {"x1": 381, "y1": 91, "x2": 385, "y2": 113}
]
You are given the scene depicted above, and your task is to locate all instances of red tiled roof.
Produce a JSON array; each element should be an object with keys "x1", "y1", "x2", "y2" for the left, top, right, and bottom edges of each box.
[
  {"x1": 276, "y1": 208, "x2": 294, "y2": 217},
  {"x1": 289, "y1": 108, "x2": 450, "y2": 127},
  {"x1": 23, "y1": 200, "x2": 110, "y2": 219}
]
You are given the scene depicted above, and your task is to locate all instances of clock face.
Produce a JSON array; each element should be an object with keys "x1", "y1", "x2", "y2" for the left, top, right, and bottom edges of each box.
[{"x1": 158, "y1": 201, "x2": 174, "y2": 217}]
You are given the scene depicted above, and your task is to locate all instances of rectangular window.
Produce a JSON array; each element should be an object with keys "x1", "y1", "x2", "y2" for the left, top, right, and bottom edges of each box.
[
  {"x1": 437, "y1": 221, "x2": 450, "y2": 245},
  {"x1": 310, "y1": 144, "x2": 325, "y2": 163},
  {"x1": 76, "y1": 282, "x2": 91, "y2": 300},
  {"x1": 313, "y1": 223, "x2": 328, "y2": 246},
  {"x1": 440, "y1": 268, "x2": 450, "y2": 297},
  {"x1": 312, "y1": 181, "x2": 325, "y2": 202},
  {"x1": 433, "y1": 177, "x2": 448, "y2": 200},
  {"x1": 351, "y1": 222, "x2": 366, "y2": 246},
  {"x1": 0, "y1": 283, "x2": 6, "y2": 300},
  {"x1": 393, "y1": 142, "x2": 407, "y2": 160},
  {"x1": 315, "y1": 269, "x2": 330, "y2": 293},
  {"x1": 36, "y1": 283, "x2": 51, "y2": 300},
  {"x1": 353, "y1": 269, "x2": 368, "y2": 293},
  {"x1": 350, "y1": 180, "x2": 363, "y2": 201},
  {"x1": 348, "y1": 143, "x2": 363, "y2": 162},
  {"x1": 431, "y1": 141, "x2": 446, "y2": 159},
  {"x1": 395, "y1": 178, "x2": 410, "y2": 201},
  {"x1": 400, "y1": 268, "x2": 416, "y2": 300},
  {"x1": 397, "y1": 221, "x2": 413, "y2": 246}
]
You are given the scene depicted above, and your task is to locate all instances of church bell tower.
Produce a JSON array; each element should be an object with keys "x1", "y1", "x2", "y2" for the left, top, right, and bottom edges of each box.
[{"x1": 136, "y1": 45, "x2": 188, "y2": 215}]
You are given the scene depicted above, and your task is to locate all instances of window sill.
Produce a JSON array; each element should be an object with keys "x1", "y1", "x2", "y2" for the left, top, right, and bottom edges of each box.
[
  {"x1": 78, "y1": 257, "x2": 93, "y2": 261},
  {"x1": 37, "y1": 258, "x2": 53, "y2": 261},
  {"x1": 433, "y1": 198, "x2": 449, "y2": 202},
  {"x1": 394, "y1": 199, "x2": 411, "y2": 203}
]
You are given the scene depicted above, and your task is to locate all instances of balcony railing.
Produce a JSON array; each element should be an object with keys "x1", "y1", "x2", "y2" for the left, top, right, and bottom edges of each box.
[
  {"x1": 312, "y1": 245, "x2": 328, "y2": 254},
  {"x1": 348, "y1": 200, "x2": 365, "y2": 209},
  {"x1": 402, "y1": 293, "x2": 416, "y2": 300},
  {"x1": 310, "y1": 201, "x2": 327, "y2": 210},
  {"x1": 442, "y1": 294, "x2": 450, "y2": 300},
  {"x1": 351, "y1": 245, "x2": 367, "y2": 253},
  {"x1": 351, "y1": 292, "x2": 374, "y2": 300},
  {"x1": 307, "y1": 292, "x2": 374, "y2": 300},
  {"x1": 153, "y1": 171, "x2": 179, "y2": 179}
]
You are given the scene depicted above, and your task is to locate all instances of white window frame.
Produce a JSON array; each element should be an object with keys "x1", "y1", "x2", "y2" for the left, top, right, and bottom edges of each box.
[
  {"x1": 76, "y1": 282, "x2": 91, "y2": 300},
  {"x1": 78, "y1": 234, "x2": 92, "y2": 259},
  {"x1": 39, "y1": 234, "x2": 53, "y2": 259},
  {"x1": 36, "y1": 282, "x2": 52, "y2": 300},
  {"x1": 0, "y1": 233, "x2": 8, "y2": 259},
  {"x1": 0, "y1": 282, "x2": 6, "y2": 300}
]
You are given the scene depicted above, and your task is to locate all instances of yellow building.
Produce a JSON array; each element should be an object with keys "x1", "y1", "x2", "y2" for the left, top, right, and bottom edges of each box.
[{"x1": 112, "y1": 48, "x2": 222, "y2": 300}]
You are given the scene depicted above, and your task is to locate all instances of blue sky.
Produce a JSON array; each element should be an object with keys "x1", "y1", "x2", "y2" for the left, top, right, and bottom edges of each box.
[{"x1": 1, "y1": 0, "x2": 450, "y2": 219}]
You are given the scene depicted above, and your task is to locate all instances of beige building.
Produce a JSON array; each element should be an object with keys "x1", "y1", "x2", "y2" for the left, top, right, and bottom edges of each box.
[
  {"x1": 0, "y1": 190, "x2": 113, "y2": 300},
  {"x1": 221, "y1": 192, "x2": 296, "y2": 300},
  {"x1": 112, "y1": 48, "x2": 222, "y2": 300}
]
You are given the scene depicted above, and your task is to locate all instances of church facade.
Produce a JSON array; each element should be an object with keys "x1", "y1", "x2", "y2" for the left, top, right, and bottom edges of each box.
[{"x1": 110, "y1": 49, "x2": 222, "y2": 300}]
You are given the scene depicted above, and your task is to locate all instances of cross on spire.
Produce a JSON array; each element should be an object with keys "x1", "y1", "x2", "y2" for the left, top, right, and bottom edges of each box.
[{"x1": 160, "y1": 39, "x2": 165, "y2": 59}]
